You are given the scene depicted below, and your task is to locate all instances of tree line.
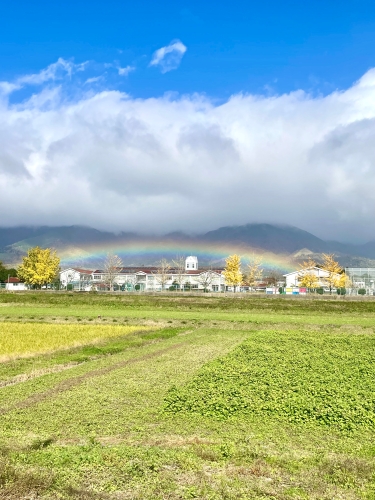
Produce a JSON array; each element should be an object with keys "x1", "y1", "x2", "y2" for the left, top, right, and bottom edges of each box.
[{"x1": 0, "y1": 245, "x2": 349, "y2": 293}]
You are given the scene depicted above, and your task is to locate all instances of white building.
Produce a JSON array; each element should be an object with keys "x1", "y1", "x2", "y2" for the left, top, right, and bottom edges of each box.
[
  {"x1": 3, "y1": 277, "x2": 28, "y2": 291},
  {"x1": 60, "y1": 257, "x2": 226, "y2": 292},
  {"x1": 185, "y1": 256, "x2": 198, "y2": 270},
  {"x1": 283, "y1": 267, "x2": 332, "y2": 288},
  {"x1": 59, "y1": 268, "x2": 94, "y2": 291}
]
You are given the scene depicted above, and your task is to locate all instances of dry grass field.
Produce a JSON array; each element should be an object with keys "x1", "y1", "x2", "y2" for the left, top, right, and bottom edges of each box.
[{"x1": 0, "y1": 322, "x2": 151, "y2": 361}]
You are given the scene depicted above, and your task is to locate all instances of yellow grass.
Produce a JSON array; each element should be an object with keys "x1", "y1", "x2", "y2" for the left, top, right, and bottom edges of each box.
[{"x1": 0, "y1": 322, "x2": 150, "y2": 360}]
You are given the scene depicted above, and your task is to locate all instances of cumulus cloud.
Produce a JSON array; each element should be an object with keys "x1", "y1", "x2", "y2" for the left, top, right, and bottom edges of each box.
[
  {"x1": 2, "y1": 63, "x2": 375, "y2": 242},
  {"x1": 150, "y1": 40, "x2": 187, "y2": 73}
]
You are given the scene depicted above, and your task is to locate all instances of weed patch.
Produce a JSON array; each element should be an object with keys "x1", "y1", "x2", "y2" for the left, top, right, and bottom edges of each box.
[{"x1": 165, "y1": 330, "x2": 375, "y2": 431}]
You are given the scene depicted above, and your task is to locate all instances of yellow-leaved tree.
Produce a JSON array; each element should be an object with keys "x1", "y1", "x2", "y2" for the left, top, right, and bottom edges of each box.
[
  {"x1": 298, "y1": 258, "x2": 319, "y2": 290},
  {"x1": 223, "y1": 254, "x2": 243, "y2": 292},
  {"x1": 321, "y1": 253, "x2": 343, "y2": 294},
  {"x1": 244, "y1": 254, "x2": 263, "y2": 291},
  {"x1": 18, "y1": 247, "x2": 60, "y2": 289}
]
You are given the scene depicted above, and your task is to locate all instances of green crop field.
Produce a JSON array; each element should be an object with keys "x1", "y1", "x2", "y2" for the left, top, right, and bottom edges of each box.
[{"x1": 0, "y1": 291, "x2": 374, "y2": 499}]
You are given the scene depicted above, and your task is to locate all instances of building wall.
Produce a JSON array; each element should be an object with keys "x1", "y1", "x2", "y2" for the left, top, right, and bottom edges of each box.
[
  {"x1": 5, "y1": 282, "x2": 27, "y2": 291},
  {"x1": 285, "y1": 268, "x2": 330, "y2": 288}
]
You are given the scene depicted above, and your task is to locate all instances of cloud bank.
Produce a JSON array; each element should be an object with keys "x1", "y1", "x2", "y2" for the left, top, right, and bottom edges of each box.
[
  {"x1": 150, "y1": 40, "x2": 187, "y2": 73},
  {"x1": 1, "y1": 61, "x2": 375, "y2": 242}
]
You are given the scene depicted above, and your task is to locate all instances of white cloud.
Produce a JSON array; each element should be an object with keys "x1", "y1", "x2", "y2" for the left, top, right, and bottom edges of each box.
[
  {"x1": 16, "y1": 58, "x2": 87, "y2": 86},
  {"x1": 2, "y1": 64, "x2": 375, "y2": 242},
  {"x1": 118, "y1": 65, "x2": 135, "y2": 76},
  {"x1": 150, "y1": 40, "x2": 187, "y2": 73},
  {"x1": 84, "y1": 76, "x2": 104, "y2": 85},
  {"x1": 0, "y1": 81, "x2": 21, "y2": 95}
]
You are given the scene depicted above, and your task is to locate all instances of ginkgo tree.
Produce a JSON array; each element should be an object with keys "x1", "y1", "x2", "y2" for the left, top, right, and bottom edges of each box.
[
  {"x1": 321, "y1": 253, "x2": 345, "y2": 293},
  {"x1": 17, "y1": 246, "x2": 60, "y2": 289},
  {"x1": 298, "y1": 258, "x2": 319, "y2": 290},
  {"x1": 244, "y1": 254, "x2": 263, "y2": 291},
  {"x1": 223, "y1": 254, "x2": 243, "y2": 292}
]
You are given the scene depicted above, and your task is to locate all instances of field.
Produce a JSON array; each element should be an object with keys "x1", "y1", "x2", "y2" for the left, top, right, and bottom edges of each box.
[{"x1": 0, "y1": 292, "x2": 374, "y2": 499}]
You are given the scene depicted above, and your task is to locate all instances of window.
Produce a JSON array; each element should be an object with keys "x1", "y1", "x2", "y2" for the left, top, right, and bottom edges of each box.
[
  {"x1": 191, "y1": 264, "x2": 195, "y2": 268},
  {"x1": 93, "y1": 275, "x2": 101, "y2": 280},
  {"x1": 187, "y1": 264, "x2": 189, "y2": 268}
]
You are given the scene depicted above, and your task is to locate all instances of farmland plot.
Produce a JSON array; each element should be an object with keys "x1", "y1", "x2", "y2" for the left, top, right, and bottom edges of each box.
[{"x1": 0, "y1": 293, "x2": 374, "y2": 499}]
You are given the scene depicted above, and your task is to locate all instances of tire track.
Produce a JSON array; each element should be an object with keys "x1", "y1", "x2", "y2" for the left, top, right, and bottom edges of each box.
[{"x1": 0, "y1": 342, "x2": 186, "y2": 415}]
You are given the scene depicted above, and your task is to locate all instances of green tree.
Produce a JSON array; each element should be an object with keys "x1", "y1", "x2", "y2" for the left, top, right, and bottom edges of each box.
[
  {"x1": 0, "y1": 261, "x2": 17, "y2": 282},
  {"x1": 223, "y1": 255, "x2": 243, "y2": 292},
  {"x1": 17, "y1": 247, "x2": 60, "y2": 289}
]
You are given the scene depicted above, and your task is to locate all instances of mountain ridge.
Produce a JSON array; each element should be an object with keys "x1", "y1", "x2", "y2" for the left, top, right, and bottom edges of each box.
[{"x1": 1, "y1": 223, "x2": 375, "y2": 268}]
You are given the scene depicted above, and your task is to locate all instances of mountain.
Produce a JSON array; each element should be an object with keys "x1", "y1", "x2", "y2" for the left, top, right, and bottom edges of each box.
[
  {"x1": 1, "y1": 223, "x2": 375, "y2": 268},
  {"x1": 201, "y1": 223, "x2": 330, "y2": 254}
]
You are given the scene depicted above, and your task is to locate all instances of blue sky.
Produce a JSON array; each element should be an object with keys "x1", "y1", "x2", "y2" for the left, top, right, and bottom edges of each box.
[
  {"x1": 2, "y1": 1, "x2": 375, "y2": 242},
  {"x1": 2, "y1": 0, "x2": 375, "y2": 99}
]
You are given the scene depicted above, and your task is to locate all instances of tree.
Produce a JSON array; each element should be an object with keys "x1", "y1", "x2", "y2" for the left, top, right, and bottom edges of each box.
[
  {"x1": 298, "y1": 258, "x2": 319, "y2": 290},
  {"x1": 172, "y1": 256, "x2": 185, "y2": 291},
  {"x1": 153, "y1": 258, "x2": 171, "y2": 291},
  {"x1": 103, "y1": 253, "x2": 123, "y2": 291},
  {"x1": 197, "y1": 270, "x2": 215, "y2": 292},
  {"x1": 321, "y1": 254, "x2": 342, "y2": 294},
  {"x1": 265, "y1": 270, "x2": 283, "y2": 287},
  {"x1": 244, "y1": 254, "x2": 263, "y2": 291},
  {"x1": 17, "y1": 247, "x2": 60, "y2": 288},
  {"x1": 223, "y1": 255, "x2": 243, "y2": 292},
  {"x1": 299, "y1": 273, "x2": 319, "y2": 289},
  {"x1": 124, "y1": 274, "x2": 137, "y2": 291},
  {"x1": 0, "y1": 261, "x2": 17, "y2": 282}
]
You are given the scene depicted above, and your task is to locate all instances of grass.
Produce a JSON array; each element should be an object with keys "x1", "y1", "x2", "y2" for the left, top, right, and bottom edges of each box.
[
  {"x1": 0, "y1": 292, "x2": 374, "y2": 498},
  {"x1": 1, "y1": 292, "x2": 375, "y2": 327},
  {"x1": 0, "y1": 322, "x2": 152, "y2": 361},
  {"x1": 164, "y1": 329, "x2": 375, "y2": 431}
]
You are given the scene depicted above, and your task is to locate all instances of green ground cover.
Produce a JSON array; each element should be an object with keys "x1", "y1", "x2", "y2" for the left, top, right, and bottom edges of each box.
[
  {"x1": 0, "y1": 292, "x2": 374, "y2": 499},
  {"x1": 1, "y1": 291, "x2": 375, "y2": 323},
  {"x1": 165, "y1": 329, "x2": 375, "y2": 431}
]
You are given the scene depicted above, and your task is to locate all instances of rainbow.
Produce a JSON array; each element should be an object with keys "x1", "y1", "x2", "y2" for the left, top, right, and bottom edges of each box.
[{"x1": 58, "y1": 237, "x2": 295, "y2": 272}]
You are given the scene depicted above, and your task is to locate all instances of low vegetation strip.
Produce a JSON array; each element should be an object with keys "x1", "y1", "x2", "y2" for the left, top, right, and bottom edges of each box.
[
  {"x1": 0, "y1": 323, "x2": 151, "y2": 360},
  {"x1": 165, "y1": 329, "x2": 375, "y2": 431},
  {"x1": 0, "y1": 341, "x2": 188, "y2": 416}
]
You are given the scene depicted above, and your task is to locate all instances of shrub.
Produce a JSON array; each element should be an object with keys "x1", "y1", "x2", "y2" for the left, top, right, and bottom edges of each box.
[
  {"x1": 337, "y1": 288, "x2": 346, "y2": 295},
  {"x1": 358, "y1": 288, "x2": 366, "y2": 295},
  {"x1": 316, "y1": 287, "x2": 324, "y2": 295}
]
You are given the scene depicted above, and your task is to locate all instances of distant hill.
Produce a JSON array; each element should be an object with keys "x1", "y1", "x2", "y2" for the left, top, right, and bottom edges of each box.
[
  {"x1": 201, "y1": 223, "x2": 329, "y2": 254},
  {"x1": 1, "y1": 223, "x2": 375, "y2": 269}
]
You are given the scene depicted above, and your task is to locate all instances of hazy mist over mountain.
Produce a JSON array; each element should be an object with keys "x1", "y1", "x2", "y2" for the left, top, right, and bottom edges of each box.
[{"x1": 2, "y1": 223, "x2": 375, "y2": 270}]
